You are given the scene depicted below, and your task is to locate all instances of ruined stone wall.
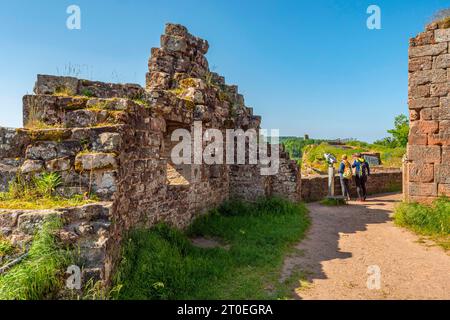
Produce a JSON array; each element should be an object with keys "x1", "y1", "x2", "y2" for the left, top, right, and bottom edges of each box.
[
  {"x1": 406, "y1": 21, "x2": 450, "y2": 203},
  {"x1": 301, "y1": 171, "x2": 403, "y2": 202},
  {"x1": 0, "y1": 24, "x2": 303, "y2": 286}
]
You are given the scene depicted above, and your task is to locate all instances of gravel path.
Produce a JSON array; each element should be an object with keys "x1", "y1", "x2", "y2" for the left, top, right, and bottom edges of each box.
[{"x1": 282, "y1": 193, "x2": 450, "y2": 300}]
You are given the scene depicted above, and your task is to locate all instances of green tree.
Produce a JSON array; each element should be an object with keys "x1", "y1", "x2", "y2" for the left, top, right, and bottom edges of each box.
[{"x1": 387, "y1": 114, "x2": 409, "y2": 147}]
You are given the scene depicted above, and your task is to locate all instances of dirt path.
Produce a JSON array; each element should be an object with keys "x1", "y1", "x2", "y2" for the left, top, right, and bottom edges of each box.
[{"x1": 282, "y1": 193, "x2": 450, "y2": 300}]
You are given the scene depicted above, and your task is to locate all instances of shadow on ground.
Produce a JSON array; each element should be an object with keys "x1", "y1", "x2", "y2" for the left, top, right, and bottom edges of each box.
[{"x1": 281, "y1": 193, "x2": 399, "y2": 299}]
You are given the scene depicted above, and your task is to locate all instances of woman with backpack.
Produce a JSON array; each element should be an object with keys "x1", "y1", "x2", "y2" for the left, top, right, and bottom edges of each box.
[{"x1": 338, "y1": 155, "x2": 352, "y2": 201}]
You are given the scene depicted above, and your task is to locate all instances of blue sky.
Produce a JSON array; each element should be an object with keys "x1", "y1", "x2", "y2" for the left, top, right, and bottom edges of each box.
[{"x1": 0, "y1": 0, "x2": 448, "y2": 142}]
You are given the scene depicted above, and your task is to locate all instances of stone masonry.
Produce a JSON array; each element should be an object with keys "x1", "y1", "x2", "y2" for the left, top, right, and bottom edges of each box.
[
  {"x1": 0, "y1": 24, "x2": 301, "y2": 286},
  {"x1": 406, "y1": 20, "x2": 450, "y2": 203}
]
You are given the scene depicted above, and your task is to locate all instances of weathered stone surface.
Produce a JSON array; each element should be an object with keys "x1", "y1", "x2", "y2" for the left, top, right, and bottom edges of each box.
[
  {"x1": 409, "y1": 84, "x2": 430, "y2": 98},
  {"x1": 25, "y1": 142, "x2": 58, "y2": 161},
  {"x1": 408, "y1": 97, "x2": 440, "y2": 109},
  {"x1": 0, "y1": 127, "x2": 30, "y2": 159},
  {"x1": 410, "y1": 31, "x2": 435, "y2": 46},
  {"x1": 408, "y1": 133, "x2": 427, "y2": 145},
  {"x1": 410, "y1": 110, "x2": 420, "y2": 121},
  {"x1": 435, "y1": 164, "x2": 450, "y2": 184},
  {"x1": 442, "y1": 146, "x2": 450, "y2": 162},
  {"x1": 0, "y1": 163, "x2": 19, "y2": 192},
  {"x1": 17, "y1": 211, "x2": 59, "y2": 235},
  {"x1": 408, "y1": 182, "x2": 437, "y2": 197},
  {"x1": 435, "y1": 28, "x2": 450, "y2": 42},
  {"x1": 34, "y1": 75, "x2": 79, "y2": 95},
  {"x1": 419, "y1": 108, "x2": 433, "y2": 120},
  {"x1": 46, "y1": 157, "x2": 71, "y2": 172},
  {"x1": 430, "y1": 83, "x2": 449, "y2": 97},
  {"x1": 409, "y1": 57, "x2": 432, "y2": 72},
  {"x1": 408, "y1": 163, "x2": 434, "y2": 183},
  {"x1": 65, "y1": 110, "x2": 98, "y2": 128},
  {"x1": 96, "y1": 133, "x2": 121, "y2": 152},
  {"x1": 407, "y1": 145, "x2": 441, "y2": 163},
  {"x1": 409, "y1": 42, "x2": 447, "y2": 58},
  {"x1": 75, "y1": 153, "x2": 118, "y2": 171},
  {"x1": 433, "y1": 53, "x2": 450, "y2": 69},
  {"x1": 438, "y1": 184, "x2": 450, "y2": 195},
  {"x1": 93, "y1": 171, "x2": 117, "y2": 199},
  {"x1": 428, "y1": 133, "x2": 450, "y2": 146},
  {"x1": 20, "y1": 159, "x2": 44, "y2": 173},
  {"x1": 409, "y1": 69, "x2": 446, "y2": 86},
  {"x1": 409, "y1": 120, "x2": 439, "y2": 134}
]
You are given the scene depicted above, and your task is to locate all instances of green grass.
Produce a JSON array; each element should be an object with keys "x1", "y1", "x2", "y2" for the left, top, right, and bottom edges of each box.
[
  {"x1": 0, "y1": 237, "x2": 16, "y2": 258},
  {"x1": 0, "y1": 172, "x2": 97, "y2": 210},
  {"x1": 302, "y1": 141, "x2": 405, "y2": 174},
  {"x1": 320, "y1": 198, "x2": 347, "y2": 206},
  {"x1": 0, "y1": 196, "x2": 98, "y2": 210},
  {"x1": 114, "y1": 197, "x2": 310, "y2": 300},
  {"x1": 394, "y1": 197, "x2": 450, "y2": 250},
  {"x1": 0, "y1": 216, "x2": 71, "y2": 300}
]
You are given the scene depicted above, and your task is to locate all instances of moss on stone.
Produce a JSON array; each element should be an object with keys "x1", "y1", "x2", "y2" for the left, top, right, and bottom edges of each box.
[
  {"x1": 179, "y1": 78, "x2": 197, "y2": 88},
  {"x1": 24, "y1": 128, "x2": 72, "y2": 142},
  {"x1": 53, "y1": 86, "x2": 75, "y2": 97}
]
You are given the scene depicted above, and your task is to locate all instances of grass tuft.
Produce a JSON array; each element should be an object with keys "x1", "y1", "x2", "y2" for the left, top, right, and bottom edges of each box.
[
  {"x1": 0, "y1": 216, "x2": 71, "y2": 300},
  {"x1": 394, "y1": 197, "x2": 450, "y2": 250},
  {"x1": 114, "y1": 197, "x2": 310, "y2": 300}
]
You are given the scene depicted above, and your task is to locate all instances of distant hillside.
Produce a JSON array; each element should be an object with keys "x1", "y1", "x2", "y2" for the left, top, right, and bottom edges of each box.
[{"x1": 278, "y1": 137, "x2": 405, "y2": 176}]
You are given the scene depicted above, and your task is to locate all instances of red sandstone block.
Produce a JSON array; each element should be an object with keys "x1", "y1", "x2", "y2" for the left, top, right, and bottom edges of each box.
[
  {"x1": 441, "y1": 120, "x2": 450, "y2": 134},
  {"x1": 409, "y1": 70, "x2": 446, "y2": 86},
  {"x1": 408, "y1": 182, "x2": 437, "y2": 197},
  {"x1": 442, "y1": 146, "x2": 450, "y2": 162},
  {"x1": 408, "y1": 97, "x2": 440, "y2": 109},
  {"x1": 408, "y1": 57, "x2": 432, "y2": 72},
  {"x1": 408, "y1": 133, "x2": 428, "y2": 145},
  {"x1": 409, "y1": 120, "x2": 439, "y2": 134},
  {"x1": 428, "y1": 133, "x2": 450, "y2": 146},
  {"x1": 419, "y1": 108, "x2": 433, "y2": 120},
  {"x1": 407, "y1": 145, "x2": 441, "y2": 162},
  {"x1": 408, "y1": 195, "x2": 438, "y2": 204},
  {"x1": 408, "y1": 163, "x2": 434, "y2": 183},
  {"x1": 438, "y1": 184, "x2": 450, "y2": 196},
  {"x1": 410, "y1": 110, "x2": 420, "y2": 121},
  {"x1": 409, "y1": 84, "x2": 430, "y2": 98},
  {"x1": 435, "y1": 164, "x2": 450, "y2": 184},
  {"x1": 435, "y1": 29, "x2": 450, "y2": 42},
  {"x1": 408, "y1": 42, "x2": 447, "y2": 58},
  {"x1": 430, "y1": 83, "x2": 449, "y2": 97},
  {"x1": 433, "y1": 53, "x2": 450, "y2": 69}
]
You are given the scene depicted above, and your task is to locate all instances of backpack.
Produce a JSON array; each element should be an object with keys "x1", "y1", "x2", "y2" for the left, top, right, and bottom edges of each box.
[{"x1": 342, "y1": 161, "x2": 352, "y2": 179}]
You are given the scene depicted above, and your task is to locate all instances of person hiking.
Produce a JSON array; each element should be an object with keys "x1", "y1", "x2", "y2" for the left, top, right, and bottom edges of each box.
[
  {"x1": 352, "y1": 153, "x2": 370, "y2": 201},
  {"x1": 338, "y1": 155, "x2": 352, "y2": 201}
]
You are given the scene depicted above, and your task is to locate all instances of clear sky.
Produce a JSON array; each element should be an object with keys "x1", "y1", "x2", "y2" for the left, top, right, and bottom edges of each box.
[{"x1": 0, "y1": 0, "x2": 448, "y2": 142}]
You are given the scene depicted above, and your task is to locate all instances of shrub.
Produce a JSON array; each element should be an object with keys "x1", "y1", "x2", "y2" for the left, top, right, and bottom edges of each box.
[{"x1": 34, "y1": 172, "x2": 62, "y2": 198}]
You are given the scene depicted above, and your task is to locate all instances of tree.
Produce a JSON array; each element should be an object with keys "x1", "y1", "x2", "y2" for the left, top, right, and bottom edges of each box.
[
  {"x1": 387, "y1": 114, "x2": 409, "y2": 147},
  {"x1": 374, "y1": 114, "x2": 409, "y2": 148}
]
